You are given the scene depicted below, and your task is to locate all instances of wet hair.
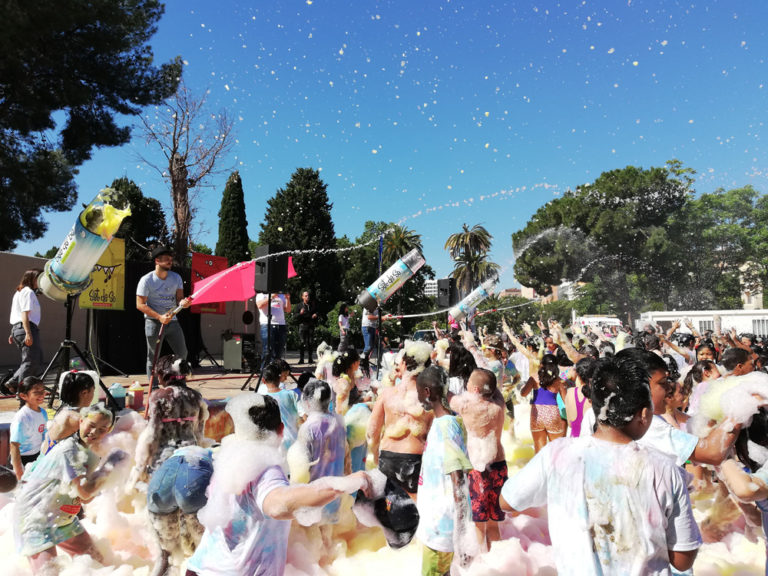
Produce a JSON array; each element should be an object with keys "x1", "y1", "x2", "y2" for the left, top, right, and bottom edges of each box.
[
  {"x1": 678, "y1": 334, "x2": 695, "y2": 348},
  {"x1": 59, "y1": 371, "x2": 95, "y2": 407},
  {"x1": 686, "y1": 360, "x2": 718, "y2": 386},
  {"x1": 735, "y1": 408, "x2": 768, "y2": 473},
  {"x1": 448, "y1": 343, "x2": 476, "y2": 385},
  {"x1": 17, "y1": 269, "x2": 41, "y2": 292},
  {"x1": 598, "y1": 340, "x2": 615, "y2": 358},
  {"x1": 277, "y1": 359, "x2": 291, "y2": 373},
  {"x1": 591, "y1": 356, "x2": 652, "y2": 429},
  {"x1": 696, "y1": 340, "x2": 719, "y2": 362},
  {"x1": 247, "y1": 394, "x2": 282, "y2": 433},
  {"x1": 296, "y1": 371, "x2": 312, "y2": 392},
  {"x1": 156, "y1": 354, "x2": 191, "y2": 386},
  {"x1": 402, "y1": 342, "x2": 432, "y2": 373},
  {"x1": 615, "y1": 347, "x2": 668, "y2": 377},
  {"x1": 81, "y1": 402, "x2": 116, "y2": 427},
  {"x1": 641, "y1": 332, "x2": 661, "y2": 352},
  {"x1": 579, "y1": 344, "x2": 600, "y2": 360},
  {"x1": 17, "y1": 376, "x2": 44, "y2": 407},
  {"x1": 483, "y1": 335, "x2": 504, "y2": 360},
  {"x1": 661, "y1": 354, "x2": 681, "y2": 383},
  {"x1": 332, "y1": 348, "x2": 361, "y2": 377},
  {"x1": 470, "y1": 367, "x2": 497, "y2": 397},
  {"x1": 538, "y1": 355, "x2": 560, "y2": 389},
  {"x1": 417, "y1": 365, "x2": 449, "y2": 403},
  {"x1": 722, "y1": 347, "x2": 751, "y2": 372},
  {"x1": 575, "y1": 357, "x2": 598, "y2": 399},
  {"x1": 263, "y1": 361, "x2": 282, "y2": 384},
  {"x1": 303, "y1": 378, "x2": 332, "y2": 411}
]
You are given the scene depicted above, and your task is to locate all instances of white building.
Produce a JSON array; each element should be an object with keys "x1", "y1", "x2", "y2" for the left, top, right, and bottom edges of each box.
[{"x1": 424, "y1": 279, "x2": 438, "y2": 298}]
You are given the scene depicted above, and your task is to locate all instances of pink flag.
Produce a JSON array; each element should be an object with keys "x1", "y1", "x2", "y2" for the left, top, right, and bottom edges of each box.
[
  {"x1": 287, "y1": 256, "x2": 297, "y2": 279},
  {"x1": 190, "y1": 260, "x2": 256, "y2": 306}
]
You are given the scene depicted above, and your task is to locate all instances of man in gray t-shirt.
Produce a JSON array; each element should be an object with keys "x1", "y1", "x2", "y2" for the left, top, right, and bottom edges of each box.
[{"x1": 136, "y1": 246, "x2": 191, "y2": 386}]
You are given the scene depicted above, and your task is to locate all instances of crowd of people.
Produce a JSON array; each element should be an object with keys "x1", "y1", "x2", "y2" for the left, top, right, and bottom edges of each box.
[{"x1": 4, "y1": 301, "x2": 768, "y2": 575}]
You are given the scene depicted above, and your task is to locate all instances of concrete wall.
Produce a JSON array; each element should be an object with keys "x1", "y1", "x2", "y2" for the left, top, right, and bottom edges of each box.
[{"x1": 0, "y1": 252, "x2": 260, "y2": 370}]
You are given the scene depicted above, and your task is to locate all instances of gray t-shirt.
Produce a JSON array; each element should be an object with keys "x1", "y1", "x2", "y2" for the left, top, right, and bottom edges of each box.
[{"x1": 136, "y1": 270, "x2": 183, "y2": 320}]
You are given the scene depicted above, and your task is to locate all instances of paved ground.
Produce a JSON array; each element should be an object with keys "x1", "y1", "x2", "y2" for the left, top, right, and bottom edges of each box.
[{"x1": 0, "y1": 351, "x2": 322, "y2": 413}]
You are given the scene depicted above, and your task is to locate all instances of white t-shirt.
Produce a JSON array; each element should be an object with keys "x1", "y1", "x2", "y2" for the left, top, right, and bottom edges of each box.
[
  {"x1": 256, "y1": 293, "x2": 287, "y2": 326},
  {"x1": 10, "y1": 286, "x2": 41, "y2": 326},
  {"x1": 416, "y1": 415, "x2": 472, "y2": 553},
  {"x1": 10, "y1": 405, "x2": 48, "y2": 456},
  {"x1": 187, "y1": 466, "x2": 291, "y2": 576},
  {"x1": 338, "y1": 314, "x2": 350, "y2": 332},
  {"x1": 637, "y1": 416, "x2": 699, "y2": 467},
  {"x1": 361, "y1": 310, "x2": 377, "y2": 328},
  {"x1": 501, "y1": 436, "x2": 702, "y2": 576},
  {"x1": 136, "y1": 270, "x2": 183, "y2": 320}
]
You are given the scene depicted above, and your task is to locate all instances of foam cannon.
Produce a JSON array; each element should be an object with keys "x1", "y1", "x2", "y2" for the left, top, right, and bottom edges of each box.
[
  {"x1": 39, "y1": 188, "x2": 131, "y2": 302},
  {"x1": 357, "y1": 248, "x2": 426, "y2": 312},
  {"x1": 448, "y1": 277, "x2": 497, "y2": 322}
]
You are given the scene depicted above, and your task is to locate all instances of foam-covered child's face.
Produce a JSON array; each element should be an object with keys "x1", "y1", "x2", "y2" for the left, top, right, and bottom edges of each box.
[{"x1": 79, "y1": 413, "x2": 112, "y2": 444}]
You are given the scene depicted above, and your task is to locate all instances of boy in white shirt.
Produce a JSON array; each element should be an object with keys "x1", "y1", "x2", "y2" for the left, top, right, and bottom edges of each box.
[{"x1": 501, "y1": 354, "x2": 702, "y2": 575}]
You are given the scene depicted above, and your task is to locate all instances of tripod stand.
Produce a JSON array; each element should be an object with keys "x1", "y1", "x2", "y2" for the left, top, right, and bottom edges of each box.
[
  {"x1": 80, "y1": 308, "x2": 129, "y2": 377},
  {"x1": 198, "y1": 335, "x2": 221, "y2": 368},
  {"x1": 40, "y1": 295, "x2": 119, "y2": 411},
  {"x1": 241, "y1": 293, "x2": 297, "y2": 391}
]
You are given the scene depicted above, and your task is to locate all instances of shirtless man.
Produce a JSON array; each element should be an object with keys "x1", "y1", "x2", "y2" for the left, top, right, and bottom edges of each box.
[
  {"x1": 449, "y1": 368, "x2": 507, "y2": 550},
  {"x1": 367, "y1": 341, "x2": 434, "y2": 496}
]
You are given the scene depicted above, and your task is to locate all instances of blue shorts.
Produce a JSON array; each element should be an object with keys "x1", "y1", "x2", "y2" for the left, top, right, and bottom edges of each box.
[{"x1": 147, "y1": 453, "x2": 213, "y2": 515}]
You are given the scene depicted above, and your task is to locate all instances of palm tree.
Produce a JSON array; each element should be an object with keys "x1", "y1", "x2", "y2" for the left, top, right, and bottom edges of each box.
[
  {"x1": 445, "y1": 224, "x2": 500, "y2": 293},
  {"x1": 383, "y1": 224, "x2": 422, "y2": 266}
]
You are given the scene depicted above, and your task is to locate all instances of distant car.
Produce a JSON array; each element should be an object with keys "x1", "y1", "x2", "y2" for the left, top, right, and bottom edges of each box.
[{"x1": 412, "y1": 329, "x2": 436, "y2": 343}]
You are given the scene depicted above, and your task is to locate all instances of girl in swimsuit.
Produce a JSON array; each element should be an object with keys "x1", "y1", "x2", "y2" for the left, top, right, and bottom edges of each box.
[
  {"x1": 521, "y1": 354, "x2": 567, "y2": 453},
  {"x1": 565, "y1": 357, "x2": 598, "y2": 438}
]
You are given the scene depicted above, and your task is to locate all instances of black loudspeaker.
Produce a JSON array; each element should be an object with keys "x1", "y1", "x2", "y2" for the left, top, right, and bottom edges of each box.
[
  {"x1": 253, "y1": 245, "x2": 289, "y2": 293},
  {"x1": 437, "y1": 278, "x2": 458, "y2": 307}
]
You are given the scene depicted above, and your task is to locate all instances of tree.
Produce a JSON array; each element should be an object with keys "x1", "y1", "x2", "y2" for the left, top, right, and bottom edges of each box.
[
  {"x1": 215, "y1": 171, "x2": 250, "y2": 264},
  {"x1": 111, "y1": 177, "x2": 169, "y2": 261},
  {"x1": 383, "y1": 225, "x2": 422, "y2": 265},
  {"x1": 259, "y1": 168, "x2": 343, "y2": 316},
  {"x1": 444, "y1": 224, "x2": 500, "y2": 293},
  {"x1": 34, "y1": 247, "x2": 59, "y2": 259},
  {"x1": 339, "y1": 220, "x2": 435, "y2": 336},
  {"x1": 513, "y1": 162, "x2": 693, "y2": 320},
  {"x1": 140, "y1": 81, "x2": 235, "y2": 264},
  {"x1": 0, "y1": 0, "x2": 181, "y2": 250}
]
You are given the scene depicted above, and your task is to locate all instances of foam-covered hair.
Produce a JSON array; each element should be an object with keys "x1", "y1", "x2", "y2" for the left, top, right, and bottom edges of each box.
[
  {"x1": 226, "y1": 393, "x2": 282, "y2": 440},
  {"x1": 402, "y1": 340, "x2": 433, "y2": 374},
  {"x1": 591, "y1": 355, "x2": 652, "y2": 429}
]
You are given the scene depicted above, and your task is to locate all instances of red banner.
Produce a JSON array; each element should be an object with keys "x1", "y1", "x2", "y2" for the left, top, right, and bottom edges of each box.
[{"x1": 190, "y1": 252, "x2": 229, "y2": 314}]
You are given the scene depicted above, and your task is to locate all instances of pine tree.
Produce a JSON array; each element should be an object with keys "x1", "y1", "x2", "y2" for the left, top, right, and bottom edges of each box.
[
  {"x1": 216, "y1": 171, "x2": 250, "y2": 264},
  {"x1": 259, "y1": 168, "x2": 342, "y2": 315}
]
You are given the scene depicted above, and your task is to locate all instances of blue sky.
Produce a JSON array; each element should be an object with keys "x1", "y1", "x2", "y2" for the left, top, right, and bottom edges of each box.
[{"x1": 18, "y1": 0, "x2": 768, "y2": 290}]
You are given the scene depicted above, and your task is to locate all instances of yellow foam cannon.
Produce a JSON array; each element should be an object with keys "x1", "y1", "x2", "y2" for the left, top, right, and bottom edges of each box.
[{"x1": 39, "y1": 188, "x2": 131, "y2": 302}]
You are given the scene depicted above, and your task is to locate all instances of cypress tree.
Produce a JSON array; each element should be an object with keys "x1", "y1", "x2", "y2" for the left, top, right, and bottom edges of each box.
[
  {"x1": 216, "y1": 171, "x2": 250, "y2": 264},
  {"x1": 259, "y1": 167, "x2": 342, "y2": 315}
]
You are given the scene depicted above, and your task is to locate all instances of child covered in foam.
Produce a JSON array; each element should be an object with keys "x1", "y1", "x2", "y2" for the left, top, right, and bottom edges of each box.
[
  {"x1": 14, "y1": 403, "x2": 128, "y2": 575},
  {"x1": 500, "y1": 355, "x2": 703, "y2": 575},
  {"x1": 187, "y1": 393, "x2": 370, "y2": 576},
  {"x1": 286, "y1": 379, "x2": 348, "y2": 523},
  {"x1": 449, "y1": 367, "x2": 508, "y2": 552},
  {"x1": 415, "y1": 365, "x2": 476, "y2": 575}
]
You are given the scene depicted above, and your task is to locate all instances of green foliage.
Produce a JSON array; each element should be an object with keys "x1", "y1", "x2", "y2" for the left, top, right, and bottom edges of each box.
[
  {"x1": 191, "y1": 243, "x2": 212, "y2": 255},
  {"x1": 0, "y1": 0, "x2": 181, "y2": 250},
  {"x1": 259, "y1": 168, "x2": 343, "y2": 316},
  {"x1": 34, "y1": 246, "x2": 59, "y2": 259},
  {"x1": 512, "y1": 162, "x2": 694, "y2": 319},
  {"x1": 111, "y1": 177, "x2": 169, "y2": 261},
  {"x1": 512, "y1": 161, "x2": 768, "y2": 319},
  {"x1": 337, "y1": 220, "x2": 436, "y2": 337},
  {"x1": 474, "y1": 295, "x2": 539, "y2": 334},
  {"x1": 215, "y1": 171, "x2": 250, "y2": 264},
  {"x1": 444, "y1": 224, "x2": 500, "y2": 293}
]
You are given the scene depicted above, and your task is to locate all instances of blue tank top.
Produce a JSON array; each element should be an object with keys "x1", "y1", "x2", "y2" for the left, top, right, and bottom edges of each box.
[{"x1": 532, "y1": 386, "x2": 558, "y2": 406}]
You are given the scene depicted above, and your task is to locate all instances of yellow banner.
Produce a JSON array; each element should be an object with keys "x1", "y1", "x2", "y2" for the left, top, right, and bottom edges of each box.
[{"x1": 78, "y1": 238, "x2": 126, "y2": 310}]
